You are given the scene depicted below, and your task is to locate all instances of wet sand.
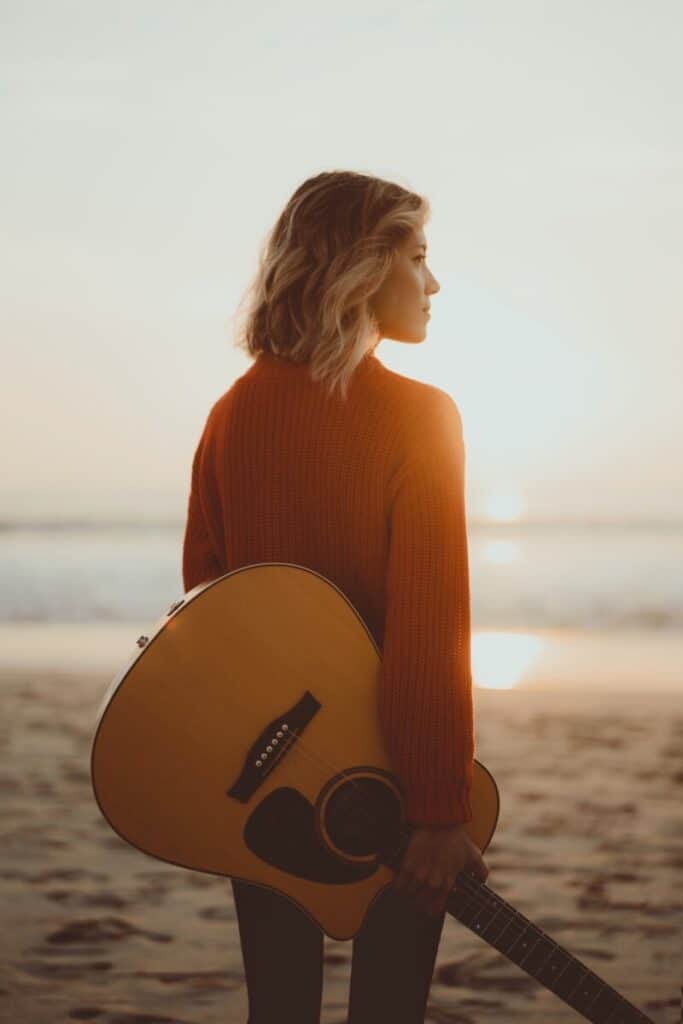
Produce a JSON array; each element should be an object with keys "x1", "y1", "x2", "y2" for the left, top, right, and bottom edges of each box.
[{"x1": 1, "y1": 669, "x2": 680, "y2": 1023}]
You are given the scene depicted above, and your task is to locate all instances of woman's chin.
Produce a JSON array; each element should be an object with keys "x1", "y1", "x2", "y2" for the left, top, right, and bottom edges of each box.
[{"x1": 380, "y1": 325, "x2": 428, "y2": 344}]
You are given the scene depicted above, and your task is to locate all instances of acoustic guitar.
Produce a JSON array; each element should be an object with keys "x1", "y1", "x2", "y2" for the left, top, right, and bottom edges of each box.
[{"x1": 91, "y1": 563, "x2": 653, "y2": 1023}]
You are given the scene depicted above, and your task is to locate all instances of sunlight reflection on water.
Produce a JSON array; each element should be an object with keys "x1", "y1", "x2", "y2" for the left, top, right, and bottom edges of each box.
[{"x1": 472, "y1": 630, "x2": 543, "y2": 689}]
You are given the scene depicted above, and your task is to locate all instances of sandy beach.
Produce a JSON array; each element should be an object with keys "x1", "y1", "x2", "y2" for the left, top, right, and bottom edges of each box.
[{"x1": 1, "y1": 668, "x2": 681, "y2": 1023}]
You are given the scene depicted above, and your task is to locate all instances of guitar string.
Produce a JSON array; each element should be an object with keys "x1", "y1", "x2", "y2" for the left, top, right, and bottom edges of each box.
[{"x1": 160, "y1": 629, "x2": 482, "y2": 899}]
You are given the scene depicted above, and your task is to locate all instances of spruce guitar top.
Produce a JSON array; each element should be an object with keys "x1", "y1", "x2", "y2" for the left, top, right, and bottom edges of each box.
[{"x1": 91, "y1": 563, "x2": 653, "y2": 1022}]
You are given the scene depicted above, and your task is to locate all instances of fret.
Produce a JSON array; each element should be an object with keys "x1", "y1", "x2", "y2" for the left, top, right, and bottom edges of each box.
[
  {"x1": 562, "y1": 963, "x2": 605, "y2": 1011},
  {"x1": 553, "y1": 957, "x2": 591, "y2": 1000},
  {"x1": 478, "y1": 890, "x2": 534, "y2": 953},
  {"x1": 587, "y1": 986, "x2": 627, "y2": 1022},
  {"x1": 448, "y1": 879, "x2": 476, "y2": 922},
  {"x1": 482, "y1": 907, "x2": 515, "y2": 946},
  {"x1": 493, "y1": 911, "x2": 529, "y2": 954},
  {"x1": 536, "y1": 944, "x2": 575, "y2": 988},
  {"x1": 602, "y1": 991, "x2": 651, "y2": 1024},
  {"x1": 469, "y1": 895, "x2": 502, "y2": 935},
  {"x1": 477, "y1": 894, "x2": 509, "y2": 943},
  {"x1": 452, "y1": 879, "x2": 529, "y2": 953},
  {"x1": 459, "y1": 882, "x2": 506, "y2": 937},
  {"x1": 450, "y1": 879, "x2": 483, "y2": 928},
  {"x1": 503, "y1": 919, "x2": 541, "y2": 962},
  {"x1": 479, "y1": 890, "x2": 542, "y2": 959},
  {"x1": 519, "y1": 932, "x2": 557, "y2": 972},
  {"x1": 568, "y1": 972, "x2": 615, "y2": 1019},
  {"x1": 452, "y1": 883, "x2": 555, "y2": 974}
]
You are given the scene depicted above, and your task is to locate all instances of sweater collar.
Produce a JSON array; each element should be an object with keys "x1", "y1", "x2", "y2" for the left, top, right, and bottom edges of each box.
[{"x1": 240, "y1": 349, "x2": 384, "y2": 381}]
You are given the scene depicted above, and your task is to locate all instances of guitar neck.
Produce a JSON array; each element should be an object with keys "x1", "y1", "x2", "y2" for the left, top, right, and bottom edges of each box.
[{"x1": 448, "y1": 872, "x2": 653, "y2": 1023}]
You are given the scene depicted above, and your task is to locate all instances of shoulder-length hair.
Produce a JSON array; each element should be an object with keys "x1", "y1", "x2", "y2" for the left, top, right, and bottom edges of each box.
[{"x1": 232, "y1": 170, "x2": 430, "y2": 401}]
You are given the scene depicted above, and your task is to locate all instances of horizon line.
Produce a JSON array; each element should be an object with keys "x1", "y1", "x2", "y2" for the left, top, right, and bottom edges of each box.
[{"x1": 1, "y1": 515, "x2": 682, "y2": 532}]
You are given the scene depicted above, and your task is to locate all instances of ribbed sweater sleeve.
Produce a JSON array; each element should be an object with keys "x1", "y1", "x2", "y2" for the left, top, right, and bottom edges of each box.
[
  {"x1": 182, "y1": 422, "x2": 224, "y2": 593},
  {"x1": 379, "y1": 390, "x2": 474, "y2": 826}
]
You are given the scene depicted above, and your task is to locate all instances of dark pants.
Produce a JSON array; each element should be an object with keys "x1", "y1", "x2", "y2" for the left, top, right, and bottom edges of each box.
[{"x1": 231, "y1": 878, "x2": 447, "y2": 1024}]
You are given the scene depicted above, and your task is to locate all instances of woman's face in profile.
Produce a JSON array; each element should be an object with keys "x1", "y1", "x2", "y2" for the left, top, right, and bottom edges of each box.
[{"x1": 369, "y1": 226, "x2": 440, "y2": 344}]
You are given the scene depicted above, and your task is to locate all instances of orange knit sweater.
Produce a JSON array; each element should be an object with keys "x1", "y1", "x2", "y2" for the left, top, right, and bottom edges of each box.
[{"x1": 182, "y1": 349, "x2": 475, "y2": 826}]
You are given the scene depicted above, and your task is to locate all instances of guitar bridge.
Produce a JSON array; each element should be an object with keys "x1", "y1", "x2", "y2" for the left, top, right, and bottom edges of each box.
[{"x1": 226, "y1": 690, "x2": 321, "y2": 802}]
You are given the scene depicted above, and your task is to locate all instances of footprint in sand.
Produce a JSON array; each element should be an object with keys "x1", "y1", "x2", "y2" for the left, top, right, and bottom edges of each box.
[
  {"x1": 68, "y1": 1012, "x2": 196, "y2": 1023},
  {"x1": 45, "y1": 889, "x2": 129, "y2": 910},
  {"x1": 130, "y1": 969, "x2": 240, "y2": 991},
  {"x1": 197, "y1": 904, "x2": 233, "y2": 922},
  {"x1": 19, "y1": 960, "x2": 112, "y2": 980},
  {"x1": 30, "y1": 867, "x2": 108, "y2": 884},
  {"x1": 433, "y1": 953, "x2": 537, "y2": 994},
  {"x1": 46, "y1": 916, "x2": 172, "y2": 944}
]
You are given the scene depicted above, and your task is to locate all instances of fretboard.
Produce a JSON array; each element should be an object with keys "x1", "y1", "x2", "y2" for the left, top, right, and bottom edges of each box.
[{"x1": 447, "y1": 871, "x2": 653, "y2": 1023}]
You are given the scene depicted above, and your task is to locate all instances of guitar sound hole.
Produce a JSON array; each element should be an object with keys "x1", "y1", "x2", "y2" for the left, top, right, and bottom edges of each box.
[{"x1": 323, "y1": 777, "x2": 403, "y2": 857}]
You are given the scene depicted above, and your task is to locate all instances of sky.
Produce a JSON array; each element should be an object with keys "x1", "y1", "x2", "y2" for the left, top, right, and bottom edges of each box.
[{"x1": 2, "y1": 0, "x2": 681, "y2": 525}]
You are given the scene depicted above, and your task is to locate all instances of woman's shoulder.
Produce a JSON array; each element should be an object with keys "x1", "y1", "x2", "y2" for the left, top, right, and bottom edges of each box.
[
  {"x1": 376, "y1": 363, "x2": 462, "y2": 434},
  {"x1": 197, "y1": 357, "x2": 462, "y2": 448}
]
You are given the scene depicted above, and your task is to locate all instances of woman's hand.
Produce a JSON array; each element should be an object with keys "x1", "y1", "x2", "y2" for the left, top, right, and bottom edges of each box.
[{"x1": 391, "y1": 824, "x2": 489, "y2": 917}]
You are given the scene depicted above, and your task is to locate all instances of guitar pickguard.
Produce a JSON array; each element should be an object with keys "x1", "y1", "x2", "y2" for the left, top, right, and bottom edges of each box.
[{"x1": 244, "y1": 787, "x2": 378, "y2": 882}]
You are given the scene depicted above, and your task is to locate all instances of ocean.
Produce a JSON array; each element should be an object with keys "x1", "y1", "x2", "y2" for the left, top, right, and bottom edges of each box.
[{"x1": 1, "y1": 520, "x2": 682, "y2": 692}]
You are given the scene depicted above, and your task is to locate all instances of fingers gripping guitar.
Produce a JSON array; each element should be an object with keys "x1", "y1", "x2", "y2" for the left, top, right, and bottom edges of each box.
[{"x1": 391, "y1": 823, "x2": 489, "y2": 917}]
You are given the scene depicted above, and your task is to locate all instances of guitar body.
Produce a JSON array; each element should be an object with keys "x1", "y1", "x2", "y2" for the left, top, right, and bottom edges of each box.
[
  {"x1": 92, "y1": 563, "x2": 654, "y2": 1020},
  {"x1": 92, "y1": 563, "x2": 499, "y2": 940}
]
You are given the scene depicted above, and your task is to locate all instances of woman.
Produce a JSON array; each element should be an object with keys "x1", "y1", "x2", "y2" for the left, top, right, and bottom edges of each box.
[{"x1": 182, "y1": 170, "x2": 489, "y2": 1024}]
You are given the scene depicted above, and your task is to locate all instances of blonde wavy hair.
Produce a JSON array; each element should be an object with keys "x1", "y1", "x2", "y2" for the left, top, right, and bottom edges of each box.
[{"x1": 231, "y1": 170, "x2": 431, "y2": 401}]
